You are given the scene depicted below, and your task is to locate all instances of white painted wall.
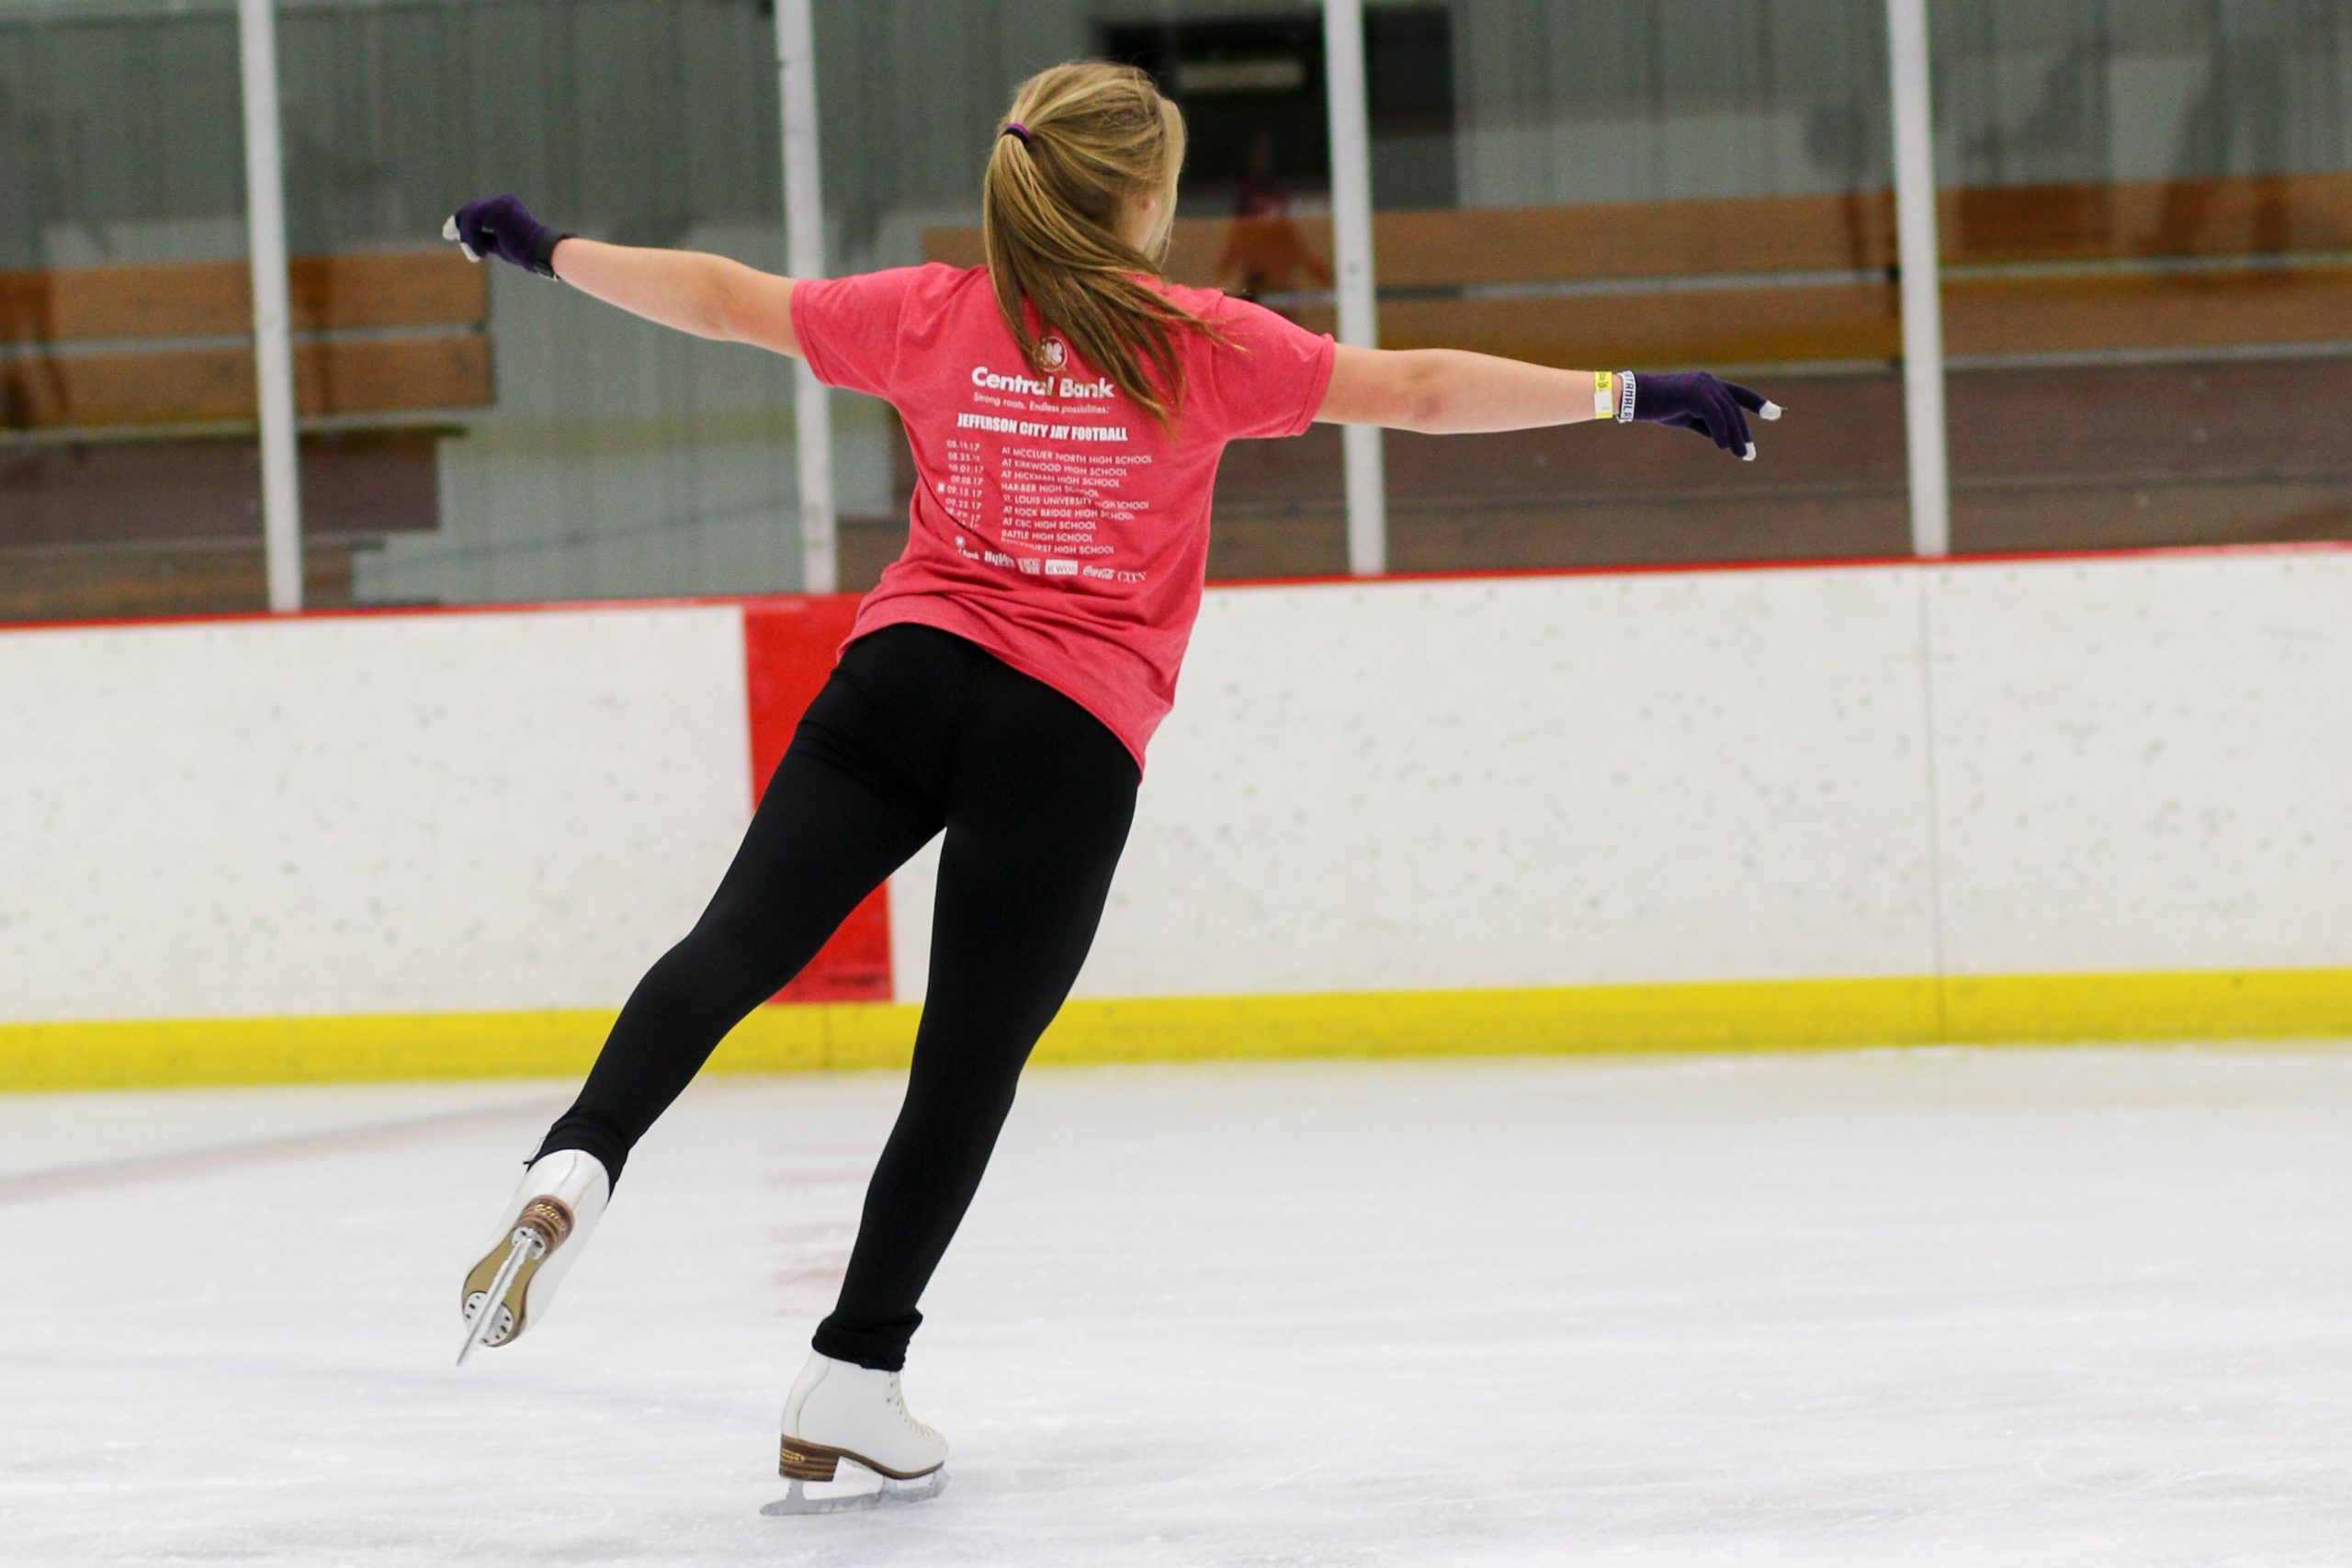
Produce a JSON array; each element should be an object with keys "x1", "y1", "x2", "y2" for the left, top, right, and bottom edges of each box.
[
  {"x1": 0, "y1": 606, "x2": 750, "y2": 1022},
  {"x1": 4, "y1": 552, "x2": 2348, "y2": 1028}
]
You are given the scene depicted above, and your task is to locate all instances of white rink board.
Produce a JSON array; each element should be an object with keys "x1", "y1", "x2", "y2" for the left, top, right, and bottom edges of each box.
[
  {"x1": 897, "y1": 570, "x2": 1941, "y2": 1000},
  {"x1": 0, "y1": 607, "x2": 751, "y2": 1021},
  {"x1": 6, "y1": 551, "x2": 2352, "y2": 1028},
  {"x1": 898, "y1": 554, "x2": 2352, "y2": 1001},
  {"x1": 1929, "y1": 551, "x2": 2352, "y2": 975}
]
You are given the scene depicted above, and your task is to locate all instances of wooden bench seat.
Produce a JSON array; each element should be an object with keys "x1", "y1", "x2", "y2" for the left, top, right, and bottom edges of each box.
[
  {"x1": 924, "y1": 172, "x2": 2352, "y2": 369},
  {"x1": 896, "y1": 174, "x2": 2352, "y2": 581},
  {"x1": 1285, "y1": 263, "x2": 2352, "y2": 371},
  {"x1": 2, "y1": 249, "x2": 488, "y2": 615},
  {"x1": 0, "y1": 250, "x2": 488, "y2": 429},
  {"x1": 930, "y1": 171, "x2": 2352, "y2": 282}
]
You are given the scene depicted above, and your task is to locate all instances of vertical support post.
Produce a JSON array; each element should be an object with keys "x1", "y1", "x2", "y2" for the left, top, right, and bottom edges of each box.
[
  {"x1": 237, "y1": 0, "x2": 303, "y2": 611},
  {"x1": 1322, "y1": 0, "x2": 1386, "y2": 577},
  {"x1": 775, "y1": 0, "x2": 836, "y2": 593},
  {"x1": 1886, "y1": 0, "x2": 1951, "y2": 558}
]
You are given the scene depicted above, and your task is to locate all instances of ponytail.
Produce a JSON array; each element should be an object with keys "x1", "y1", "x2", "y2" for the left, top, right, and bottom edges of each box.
[{"x1": 981, "y1": 62, "x2": 1220, "y2": 433}]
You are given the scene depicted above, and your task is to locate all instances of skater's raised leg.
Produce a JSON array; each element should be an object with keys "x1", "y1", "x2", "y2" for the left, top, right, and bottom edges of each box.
[
  {"x1": 461, "y1": 629, "x2": 957, "y2": 1353},
  {"x1": 535, "y1": 643, "x2": 954, "y2": 1182}
]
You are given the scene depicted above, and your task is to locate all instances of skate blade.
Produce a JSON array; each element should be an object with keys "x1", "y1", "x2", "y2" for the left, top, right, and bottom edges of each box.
[
  {"x1": 456, "y1": 1229, "x2": 552, "y2": 1364},
  {"x1": 761, "y1": 1466, "x2": 947, "y2": 1517},
  {"x1": 456, "y1": 1236, "x2": 528, "y2": 1365}
]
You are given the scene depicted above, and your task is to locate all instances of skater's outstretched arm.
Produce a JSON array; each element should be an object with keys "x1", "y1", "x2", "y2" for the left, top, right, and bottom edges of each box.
[
  {"x1": 444, "y1": 193, "x2": 805, "y2": 355},
  {"x1": 1316, "y1": 343, "x2": 1781, "y2": 459},
  {"x1": 556, "y1": 238, "x2": 805, "y2": 353}
]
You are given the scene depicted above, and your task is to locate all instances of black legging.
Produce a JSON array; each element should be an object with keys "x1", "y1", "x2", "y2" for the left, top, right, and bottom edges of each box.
[{"x1": 536, "y1": 623, "x2": 1140, "y2": 1371}]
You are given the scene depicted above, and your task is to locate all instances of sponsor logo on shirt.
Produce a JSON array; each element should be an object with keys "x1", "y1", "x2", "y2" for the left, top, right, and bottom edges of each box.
[
  {"x1": 968, "y1": 366, "x2": 1118, "y2": 401},
  {"x1": 1040, "y1": 335, "x2": 1068, "y2": 371},
  {"x1": 1044, "y1": 559, "x2": 1079, "y2": 577}
]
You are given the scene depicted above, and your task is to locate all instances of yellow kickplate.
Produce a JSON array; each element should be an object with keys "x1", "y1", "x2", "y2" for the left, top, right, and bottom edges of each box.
[{"x1": 3, "y1": 969, "x2": 2347, "y2": 1091}]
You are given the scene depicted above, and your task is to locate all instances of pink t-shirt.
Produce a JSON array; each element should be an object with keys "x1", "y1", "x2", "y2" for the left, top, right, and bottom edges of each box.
[{"x1": 790, "y1": 263, "x2": 1336, "y2": 773}]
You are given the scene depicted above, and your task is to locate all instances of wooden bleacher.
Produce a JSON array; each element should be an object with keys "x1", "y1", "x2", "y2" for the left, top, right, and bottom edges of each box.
[
  {"x1": 0, "y1": 250, "x2": 488, "y2": 617},
  {"x1": 904, "y1": 173, "x2": 2352, "y2": 580}
]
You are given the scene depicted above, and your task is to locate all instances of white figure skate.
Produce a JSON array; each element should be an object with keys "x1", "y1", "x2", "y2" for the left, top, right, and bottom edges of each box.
[
  {"x1": 456, "y1": 1149, "x2": 609, "y2": 1364},
  {"x1": 763, "y1": 1351, "x2": 949, "y2": 1515}
]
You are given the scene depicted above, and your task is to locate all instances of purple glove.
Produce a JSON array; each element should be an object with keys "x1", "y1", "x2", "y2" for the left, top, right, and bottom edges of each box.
[
  {"x1": 443, "y1": 194, "x2": 569, "y2": 279},
  {"x1": 1626, "y1": 371, "x2": 1781, "y2": 461}
]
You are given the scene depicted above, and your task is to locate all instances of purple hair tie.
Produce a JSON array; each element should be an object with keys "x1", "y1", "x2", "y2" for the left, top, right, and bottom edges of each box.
[{"x1": 1001, "y1": 121, "x2": 1030, "y2": 143}]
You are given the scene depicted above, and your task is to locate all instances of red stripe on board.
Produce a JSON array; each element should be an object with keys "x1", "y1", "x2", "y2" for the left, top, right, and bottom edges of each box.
[{"x1": 741, "y1": 597, "x2": 894, "y2": 1003}]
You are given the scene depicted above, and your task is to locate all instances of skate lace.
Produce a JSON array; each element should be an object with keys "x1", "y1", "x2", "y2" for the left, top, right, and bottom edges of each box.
[{"x1": 885, "y1": 1373, "x2": 941, "y2": 1441}]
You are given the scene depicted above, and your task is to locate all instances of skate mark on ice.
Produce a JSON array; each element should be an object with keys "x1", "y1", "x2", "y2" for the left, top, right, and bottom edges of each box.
[
  {"x1": 0, "y1": 1096, "x2": 565, "y2": 1204},
  {"x1": 1227, "y1": 1389, "x2": 1379, "y2": 1502}
]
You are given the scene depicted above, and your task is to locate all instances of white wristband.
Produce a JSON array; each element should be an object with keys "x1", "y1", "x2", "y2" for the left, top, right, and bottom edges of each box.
[{"x1": 1615, "y1": 370, "x2": 1637, "y2": 423}]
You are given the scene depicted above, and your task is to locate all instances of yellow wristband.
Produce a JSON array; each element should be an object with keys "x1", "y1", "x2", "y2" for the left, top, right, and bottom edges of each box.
[{"x1": 1594, "y1": 370, "x2": 1613, "y2": 421}]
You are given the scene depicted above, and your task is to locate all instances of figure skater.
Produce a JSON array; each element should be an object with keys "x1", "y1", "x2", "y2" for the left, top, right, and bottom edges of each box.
[{"x1": 447, "y1": 60, "x2": 1779, "y2": 1512}]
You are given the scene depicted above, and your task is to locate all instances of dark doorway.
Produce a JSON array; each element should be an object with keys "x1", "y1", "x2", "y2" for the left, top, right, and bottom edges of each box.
[{"x1": 1101, "y1": 7, "x2": 1457, "y2": 214}]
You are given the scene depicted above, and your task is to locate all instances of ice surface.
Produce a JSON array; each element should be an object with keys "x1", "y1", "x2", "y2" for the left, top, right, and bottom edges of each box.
[{"x1": 6, "y1": 1048, "x2": 2351, "y2": 1567}]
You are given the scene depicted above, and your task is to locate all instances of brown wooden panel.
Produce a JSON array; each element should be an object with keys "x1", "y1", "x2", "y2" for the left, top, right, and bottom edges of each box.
[
  {"x1": 1945, "y1": 173, "x2": 2352, "y2": 265},
  {"x1": 922, "y1": 201, "x2": 1886, "y2": 288},
  {"x1": 1390, "y1": 196, "x2": 1889, "y2": 286},
  {"x1": 899, "y1": 232, "x2": 2352, "y2": 371},
  {"x1": 924, "y1": 199, "x2": 1886, "y2": 285},
  {"x1": 288, "y1": 251, "x2": 488, "y2": 331},
  {"x1": 0, "y1": 260, "x2": 251, "y2": 342},
  {"x1": 290, "y1": 334, "x2": 492, "y2": 418},
  {"x1": 924, "y1": 172, "x2": 2352, "y2": 289},
  {"x1": 1351, "y1": 265, "x2": 2352, "y2": 369},
  {"x1": 4, "y1": 334, "x2": 489, "y2": 428},
  {"x1": 1945, "y1": 265, "x2": 2352, "y2": 356},
  {"x1": 0, "y1": 250, "x2": 485, "y2": 344},
  {"x1": 1359, "y1": 285, "x2": 1901, "y2": 367}
]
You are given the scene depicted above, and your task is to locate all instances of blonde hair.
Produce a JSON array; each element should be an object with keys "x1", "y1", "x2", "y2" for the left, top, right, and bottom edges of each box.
[{"x1": 982, "y1": 62, "x2": 1220, "y2": 431}]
